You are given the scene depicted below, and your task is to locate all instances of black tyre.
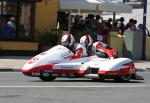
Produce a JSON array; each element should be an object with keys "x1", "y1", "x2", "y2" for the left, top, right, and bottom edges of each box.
[
  {"x1": 39, "y1": 72, "x2": 56, "y2": 81},
  {"x1": 114, "y1": 74, "x2": 131, "y2": 82},
  {"x1": 92, "y1": 75, "x2": 105, "y2": 82}
]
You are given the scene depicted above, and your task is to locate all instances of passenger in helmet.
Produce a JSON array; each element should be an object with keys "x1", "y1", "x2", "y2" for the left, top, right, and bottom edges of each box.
[
  {"x1": 92, "y1": 41, "x2": 117, "y2": 59},
  {"x1": 80, "y1": 35, "x2": 93, "y2": 55},
  {"x1": 61, "y1": 33, "x2": 75, "y2": 50},
  {"x1": 61, "y1": 34, "x2": 87, "y2": 58}
]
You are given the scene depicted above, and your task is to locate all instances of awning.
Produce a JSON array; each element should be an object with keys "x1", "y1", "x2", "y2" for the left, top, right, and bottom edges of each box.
[
  {"x1": 59, "y1": 0, "x2": 132, "y2": 13},
  {"x1": 59, "y1": 0, "x2": 98, "y2": 13},
  {"x1": 111, "y1": 0, "x2": 132, "y2": 13},
  {"x1": 97, "y1": 0, "x2": 132, "y2": 13}
]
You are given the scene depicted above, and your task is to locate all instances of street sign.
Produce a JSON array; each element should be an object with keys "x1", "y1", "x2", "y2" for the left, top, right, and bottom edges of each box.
[{"x1": 123, "y1": 0, "x2": 144, "y2": 9}]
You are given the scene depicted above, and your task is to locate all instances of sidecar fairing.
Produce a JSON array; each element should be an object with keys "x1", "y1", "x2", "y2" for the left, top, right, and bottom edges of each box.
[{"x1": 22, "y1": 45, "x2": 144, "y2": 82}]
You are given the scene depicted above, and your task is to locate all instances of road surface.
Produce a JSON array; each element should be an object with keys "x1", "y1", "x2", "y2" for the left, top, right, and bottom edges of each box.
[{"x1": 0, "y1": 71, "x2": 150, "y2": 103}]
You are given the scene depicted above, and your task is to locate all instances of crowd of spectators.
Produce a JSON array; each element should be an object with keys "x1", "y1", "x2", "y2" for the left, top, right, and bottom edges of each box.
[
  {"x1": 70, "y1": 14, "x2": 150, "y2": 43},
  {"x1": 70, "y1": 14, "x2": 112, "y2": 43},
  {"x1": 70, "y1": 14, "x2": 108, "y2": 43},
  {"x1": 115, "y1": 17, "x2": 150, "y2": 37}
]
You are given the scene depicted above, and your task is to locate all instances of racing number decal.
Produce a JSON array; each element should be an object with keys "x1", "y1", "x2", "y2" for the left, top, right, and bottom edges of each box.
[{"x1": 28, "y1": 57, "x2": 39, "y2": 64}]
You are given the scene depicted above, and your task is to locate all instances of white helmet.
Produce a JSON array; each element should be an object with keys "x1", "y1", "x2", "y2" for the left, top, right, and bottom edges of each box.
[
  {"x1": 92, "y1": 41, "x2": 102, "y2": 51},
  {"x1": 61, "y1": 34, "x2": 75, "y2": 48},
  {"x1": 92, "y1": 41, "x2": 108, "y2": 51},
  {"x1": 80, "y1": 35, "x2": 93, "y2": 49},
  {"x1": 92, "y1": 41, "x2": 108, "y2": 58}
]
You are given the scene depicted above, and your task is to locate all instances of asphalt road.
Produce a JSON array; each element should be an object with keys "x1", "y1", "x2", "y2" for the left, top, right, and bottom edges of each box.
[{"x1": 0, "y1": 72, "x2": 150, "y2": 103}]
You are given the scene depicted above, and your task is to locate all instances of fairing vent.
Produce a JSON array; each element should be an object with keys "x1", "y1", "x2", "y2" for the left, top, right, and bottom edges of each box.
[{"x1": 88, "y1": 68, "x2": 99, "y2": 74}]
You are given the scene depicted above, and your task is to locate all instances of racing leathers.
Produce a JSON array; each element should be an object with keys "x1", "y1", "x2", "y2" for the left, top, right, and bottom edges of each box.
[
  {"x1": 70, "y1": 43, "x2": 88, "y2": 59},
  {"x1": 92, "y1": 41, "x2": 117, "y2": 59}
]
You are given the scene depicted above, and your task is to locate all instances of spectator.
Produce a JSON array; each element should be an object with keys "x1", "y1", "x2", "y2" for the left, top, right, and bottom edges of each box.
[
  {"x1": 138, "y1": 24, "x2": 150, "y2": 37},
  {"x1": 85, "y1": 14, "x2": 96, "y2": 31},
  {"x1": 0, "y1": 22, "x2": 14, "y2": 38},
  {"x1": 138, "y1": 24, "x2": 144, "y2": 31},
  {"x1": 133, "y1": 19, "x2": 137, "y2": 29},
  {"x1": 125, "y1": 18, "x2": 135, "y2": 31},
  {"x1": 114, "y1": 19, "x2": 119, "y2": 29},
  {"x1": 79, "y1": 15, "x2": 85, "y2": 29},
  {"x1": 101, "y1": 21, "x2": 109, "y2": 36},
  {"x1": 7, "y1": 16, "x2": 16, "y2": 30},
  {"x1": 117, "y1": 17, "x2": 125, "y2": 36},
  {"x1": 72, "y1": 15, "x2": 80, "y2": 30},
  {"x1": 106, "y1": 18, "x2": 112, "y2": 30},
  {"x1": 95, "y1": 15, "x2": 103, "y2": 35},
  {"x1": 95, "y1": 15, "x2": 108, "y2": 43},
  {"x1": 95, "y1": 15, "x2": 104, "y2": 42}
]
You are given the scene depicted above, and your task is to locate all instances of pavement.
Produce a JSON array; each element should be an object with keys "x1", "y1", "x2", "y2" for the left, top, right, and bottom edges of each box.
[
  {"x1": 0, "y1": 56, "x2": 31, "y2": 72},
  {"x1": 0, "y1": 56, "x2": 150, "y2": 72}
]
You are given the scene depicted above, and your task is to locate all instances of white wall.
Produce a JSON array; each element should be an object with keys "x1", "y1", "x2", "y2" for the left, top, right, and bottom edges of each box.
[
  {"x1": 121, "y1": 9, "x2": 143, "y2": 26},
  {"x1": 147, "y1": 2, "x2": 150, "y2": 30},
  {"x1": 120, "y1": 1, "x2": 150, "y2": 31}
]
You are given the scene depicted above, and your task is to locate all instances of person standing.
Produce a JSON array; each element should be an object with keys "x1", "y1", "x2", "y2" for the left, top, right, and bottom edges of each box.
[
  {"x1": 95, "y1": 15, "x2": 105, "y2": 42},
  {"x1": 117, "y1": 17, "x2": 125, "y2": 36},
  {"x1": 0, "y1": 21, "x2": 14, "y2": 38},
  {"x1": 106, "y1": 18, "x2": 112, "y2": 30},
  {"x1": 7, "y1": 16, "x2": 16, "y2": 31}
]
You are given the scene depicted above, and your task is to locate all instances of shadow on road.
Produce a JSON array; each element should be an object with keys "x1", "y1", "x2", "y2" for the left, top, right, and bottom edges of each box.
[{"x1": 29, "y1": 79, "x2": 144, "y2": 83}]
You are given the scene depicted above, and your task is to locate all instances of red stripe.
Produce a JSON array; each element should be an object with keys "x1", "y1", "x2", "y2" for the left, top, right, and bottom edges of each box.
[
  {"x1": 22, "y1": 64, "x2": 53, "y2": 73},
  {"x1": 22, "y1": 64, "x2": 86, "y2": 75},
  {"x1": 66, "y1": 34, "x2": 71, "y2": 42},
  {"x1": 98, "y1": 64, "x2": 135, "y2": 75},
  {"x1": 98, "y1": 68, "x2": 129, "y2": 75}
]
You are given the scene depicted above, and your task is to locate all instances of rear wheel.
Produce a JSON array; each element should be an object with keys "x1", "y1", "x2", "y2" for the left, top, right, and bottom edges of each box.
[
  {"x1": 39, "y1": 72, "x2": 56, "y2": 81},
  {"x1": 114, "y1": 74, "x2": 131, "y2": 82}
]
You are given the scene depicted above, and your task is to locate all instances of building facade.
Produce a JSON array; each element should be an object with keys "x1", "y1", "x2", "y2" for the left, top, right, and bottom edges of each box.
[
  {"x1": 0, "y1": 0, "x2": 58, "y2": 55},
  {"x1": 119, "y1": 0, "x2": 150, "y2": 31}
]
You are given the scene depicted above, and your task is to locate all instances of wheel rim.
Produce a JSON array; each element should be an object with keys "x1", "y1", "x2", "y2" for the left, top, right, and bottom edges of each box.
[
  {"x1": 39, "y1": 72, "x2": 56, "y2": 81},
  {"x1": 121, "y1": 74, "x2": 131, "y2": 81},
  {"x1": 41, "y1": 72, "x2": 50, "y2": 77}
]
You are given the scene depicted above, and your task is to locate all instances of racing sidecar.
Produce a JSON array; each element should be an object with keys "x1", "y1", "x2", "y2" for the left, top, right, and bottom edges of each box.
[{"x1": 22, "y1": 45, "x2": 144, "y2": 82}]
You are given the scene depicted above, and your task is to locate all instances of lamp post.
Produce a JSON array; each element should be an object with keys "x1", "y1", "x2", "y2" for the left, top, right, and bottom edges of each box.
[{"x1": 142, "y1": 0, "x2": 147, "y2": 60}]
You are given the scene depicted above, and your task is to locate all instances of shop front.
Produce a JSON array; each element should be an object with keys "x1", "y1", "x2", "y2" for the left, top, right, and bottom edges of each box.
[
  {"x1": 0, "y1": 0, "x2": 38, "y2": 40},
  {"x1": 0, "y1": 0, "x2": 40, "y2": 55}
]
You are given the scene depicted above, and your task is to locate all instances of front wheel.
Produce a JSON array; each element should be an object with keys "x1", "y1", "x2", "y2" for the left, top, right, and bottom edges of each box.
[
  {"x1": 92, "y1": 75, "x2": 105, "y2": 82},
  {"x1": 39, "y1": 72, "x2": 56, "y2": 81}
]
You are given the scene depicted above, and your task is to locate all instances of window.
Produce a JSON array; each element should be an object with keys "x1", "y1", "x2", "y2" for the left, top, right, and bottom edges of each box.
[
  {"x1": 19, "y1": 3, "x2": 35, "y2": 40},
  {"x1": 0, "y1": 0, "x2": 35, "y2": 41},
  {"x1": 0, "y1": 1, "x2": 17, "y2": 39}
]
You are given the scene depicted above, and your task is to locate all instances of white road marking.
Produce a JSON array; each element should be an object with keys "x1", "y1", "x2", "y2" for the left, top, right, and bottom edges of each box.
[{"x1": 0, "y1": 85, "x2": 150, "y2": 88}]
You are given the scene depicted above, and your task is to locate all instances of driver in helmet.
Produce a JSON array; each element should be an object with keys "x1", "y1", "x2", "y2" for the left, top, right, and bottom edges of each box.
[
  {"x1": 61, "y1": 34, "x2": 87, "y2": 58},
  {"x1": 80, "y1": 35, "x2": 93, "y2": 55},
  {"x1": 92, "y1": 41, "x2": 117, "y2": 59}
]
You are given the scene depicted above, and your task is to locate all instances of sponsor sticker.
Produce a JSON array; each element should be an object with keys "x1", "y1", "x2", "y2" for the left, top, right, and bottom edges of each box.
[
  {"x1": 28, "y1": 57, "x2": 39, "y2": 64},
  {"x1": 61, "y1": 66, "x2": 74, "y2": 69}
]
